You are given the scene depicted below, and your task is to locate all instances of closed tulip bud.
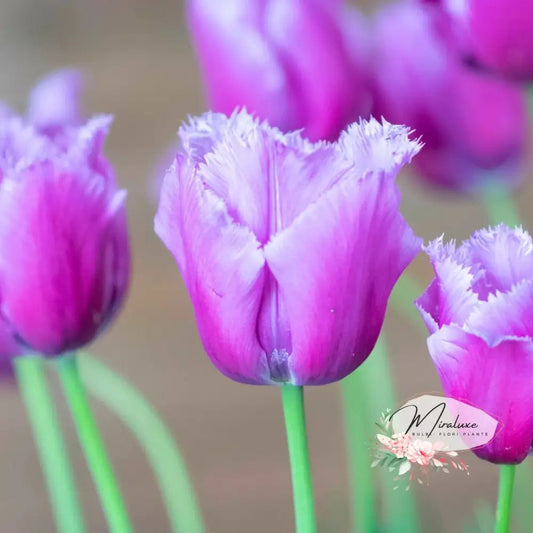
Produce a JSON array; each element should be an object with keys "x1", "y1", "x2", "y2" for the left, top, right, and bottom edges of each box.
[
  {"x1": 186, "y1": 0, "x2": 370, "y2": 142},
  {"x1": 155, "y1": 110, "x2": 421, "y2": 385},
  {"x1": 371, "y1": 2, "x2": 528, "y2": 193},
  {"x1": 417, "y1": 226, "x2": 533, "y2": 464},
  {"x1": 0, "y1": 116, "x2": 130, "y2": 356}
]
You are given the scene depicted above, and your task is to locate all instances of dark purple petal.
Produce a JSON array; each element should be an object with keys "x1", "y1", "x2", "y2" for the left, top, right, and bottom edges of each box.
[
  {"x1": 371, "y1": 1, "x2": 528, "y2": 192},
  {"x1": 0, "y1": 160, "x2": 129, "y2": 356},
  {"x1": 264, "y1": 0, "x2": 368, "y2": 141},
  {"x1": 187, "y1": 0, "x2": 370, "y2": 141},
  {"x1": 428, "y1": 325, "x2": 533, "y2": 464},
  {"x1": 432, "y1": 0, "x2": 533, "y2": 80},
  {"x1": 187, "y1": 0, "x2": 294, "y2": 130}
]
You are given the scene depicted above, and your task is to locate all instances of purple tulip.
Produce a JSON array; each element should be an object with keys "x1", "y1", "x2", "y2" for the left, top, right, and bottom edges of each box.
[
  {"x1": 425, "y1": 0, "x2": 533, "y2": 81},
  {"x1": 370, "y1": 2, "x2": 528, "y2": 193},
  {"x1": 186, "y1": 0, "x2": 370, "y2": 142},
  {"x1": 155, "y1": 110, "x2": 421, "y2": 385},
  {"x1": 417, "y1": 225, "x2": 533, "y2": 464},
  {"x1": 0, "y1": 115, "x2": 130, "y2": 356}
]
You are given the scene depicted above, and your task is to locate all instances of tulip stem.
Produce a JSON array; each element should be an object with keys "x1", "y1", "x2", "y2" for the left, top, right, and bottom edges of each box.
[
  {"x1": 281, "y1": 385, "x2": 316, "y2": 533},
  {"x1": 57, "y1": 354, "x2": 133, "y2": 533},
  {"x1": 495, "y1": 464, "x2": 516, "y2": 533},
  {"x1": 341, "y1": 368, "x2": 375, "y2": 532},
  {"x1": 78, "y1": 353, "x2": 205, "y2": 533},
  {"x1": 342, "y1": 337, "x2": 419, "y2": 533},
  {"x1": 390, "y1": 272, "x2": 426, "y2": 335},
  {"x1": 480, "y1": 182, "x2": 521, "y2": 228},
  {"x1": 14, "y1": 356, "x2": 86, "y2": 533}
]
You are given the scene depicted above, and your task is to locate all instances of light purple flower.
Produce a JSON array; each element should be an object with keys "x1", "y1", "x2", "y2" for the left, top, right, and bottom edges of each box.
[
  {"x1": 417, "y1": 226, "x2": 533, "y2": 464},
  {"x1": 370, "y1": 2, "x2": 528, "y2": 193},
  {"x1": 155, "y1": 110, "x2": 421, "y2": 385},
  {"x1": 186, "y1": 0, "x2": 370, "y2": 142},
  {"x1": 27, "y1": 69, "x2": 83, "y2": 137},
  {"x1": 0, "y1": 116, "x2": 130, "y2": 356},
  {"x1": 425, "y1": 0, "x2": 533, "y2": 81}
]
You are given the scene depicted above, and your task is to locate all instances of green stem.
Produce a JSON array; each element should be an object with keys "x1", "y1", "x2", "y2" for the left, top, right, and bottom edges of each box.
[
  {"x1": 57, "y1": 354, "x2": 133, "y2": 533},
  {"x1": 14, "y1": 356, "x2": 86, "y2": 533},
  {"x1": 78, "y1": 353, "x2": 204, "y2": 533},
  {"x1": 341, "y1": 368, "x2": 375, "y2": 532},
  {"x1": 495, "y1": 465, "x2": 516, "y2": 533},
  {"x1": 480, "y1": 182, "x2": 521, "y2": 228},
  {"x1": 281, "y1": 385, "x2": 316, "y2": 533},
  {"x1": 390, "y1": 273, "x2": 427, "y2": 335},
  {"x1": 342, "y1": 337, "x2": 419, "y2": 533}
]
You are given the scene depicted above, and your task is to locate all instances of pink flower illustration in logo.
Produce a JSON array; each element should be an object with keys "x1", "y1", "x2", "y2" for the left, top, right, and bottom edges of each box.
[
  {"x1": 373, "y1": 411, "x2": 469, "y2": 487},
  {"x1": 405, "y1": 440, "x2": 436, "y2": 466}
]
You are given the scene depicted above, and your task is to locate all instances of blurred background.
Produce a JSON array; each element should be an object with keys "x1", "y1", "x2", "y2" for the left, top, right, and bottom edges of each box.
[{"x1": 0, "y1": 0, "x2": 531, "y2": 531}]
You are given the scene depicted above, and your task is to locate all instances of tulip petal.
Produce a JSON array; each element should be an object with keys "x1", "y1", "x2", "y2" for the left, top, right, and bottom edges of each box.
[
  {"x1": 418, "y1": 238, "x2": 479, "y2": 329},
  {"x1": 264, "y1": 171, "x2": 421, "y2": 385},
  {"x1": 371, "y1": 1, "x2": 527, "y2": 192},
  {"x1": 265, "y1": 0, "x2": 364, "y2": 140},
  {"x1": 337, "y1": 118, "x2": 422, "y2": 175},
  {"x1": 0, "y1": 117, "x2": 54, "y2": 178},
  {"x1": 197, "y1": 121, "x2": 345, "y2": 244},
  {"x1": 155, "y1": 157, "x2": 270, "y2": 384},
  {"x1": 186, "y1": 0, "x2": 294, "y2": 130},
  {"x1": 27, "y1": 69, "x2": 83, "y2": 135},
  {"x1": 428, "y1": 325, "x2": 533, "y2": 464},
  {"x1": 0, "y1": 161, "x2": 128, "y2": 355},
  {"x1": 465, "y1": 280, "x2": 533, "y2": 345},
  {"x1": 462, "y1": 225, "x2": 533, "y2": 294}
]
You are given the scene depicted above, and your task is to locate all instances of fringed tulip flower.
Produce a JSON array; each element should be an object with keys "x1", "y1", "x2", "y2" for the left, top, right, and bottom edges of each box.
[
  {"x1": 0, "y1": 70, "x2": 129, "y2": 357},
  {"x1": 0, "y1": 115, "x2": 130, "y2": 356},
  {"x1": 186, "y1": 0, "x2": 370, "y2": 142},
  {"x1": 417, "y1": 225, "x2": 533, "y2": 464},
  {"x1": 155, "y1": 110, "x2": 421, "y2": 385},
  {"x1": 370, "y1": 2, "x2": 528, "y2": 193},
  {"x1": 425, "y1": 0, "x2": 533, "y2": 81}
]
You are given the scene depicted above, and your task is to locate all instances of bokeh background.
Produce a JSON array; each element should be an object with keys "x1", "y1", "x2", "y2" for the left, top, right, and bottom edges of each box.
[{"x1": 0, "y1": 1, "x2": 531, "y2": 531}]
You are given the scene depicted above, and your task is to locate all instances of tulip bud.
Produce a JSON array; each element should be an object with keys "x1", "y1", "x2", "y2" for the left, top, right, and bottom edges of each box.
[
  {"x1": 155, "y1": 110, "x2": 421, "y2": 385},
  {"x1": 186, "y1": 0, "x2": 370, "y2": 141},
  {"x1": 370, "y1": 2, "x2": 528, "y2": 193},
  {"x1": 417, "y1": 226, "x2": 533, "y2": 464},
  {"x1": 0, "y1": 116, "x2": 130, "y2": 356}
]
